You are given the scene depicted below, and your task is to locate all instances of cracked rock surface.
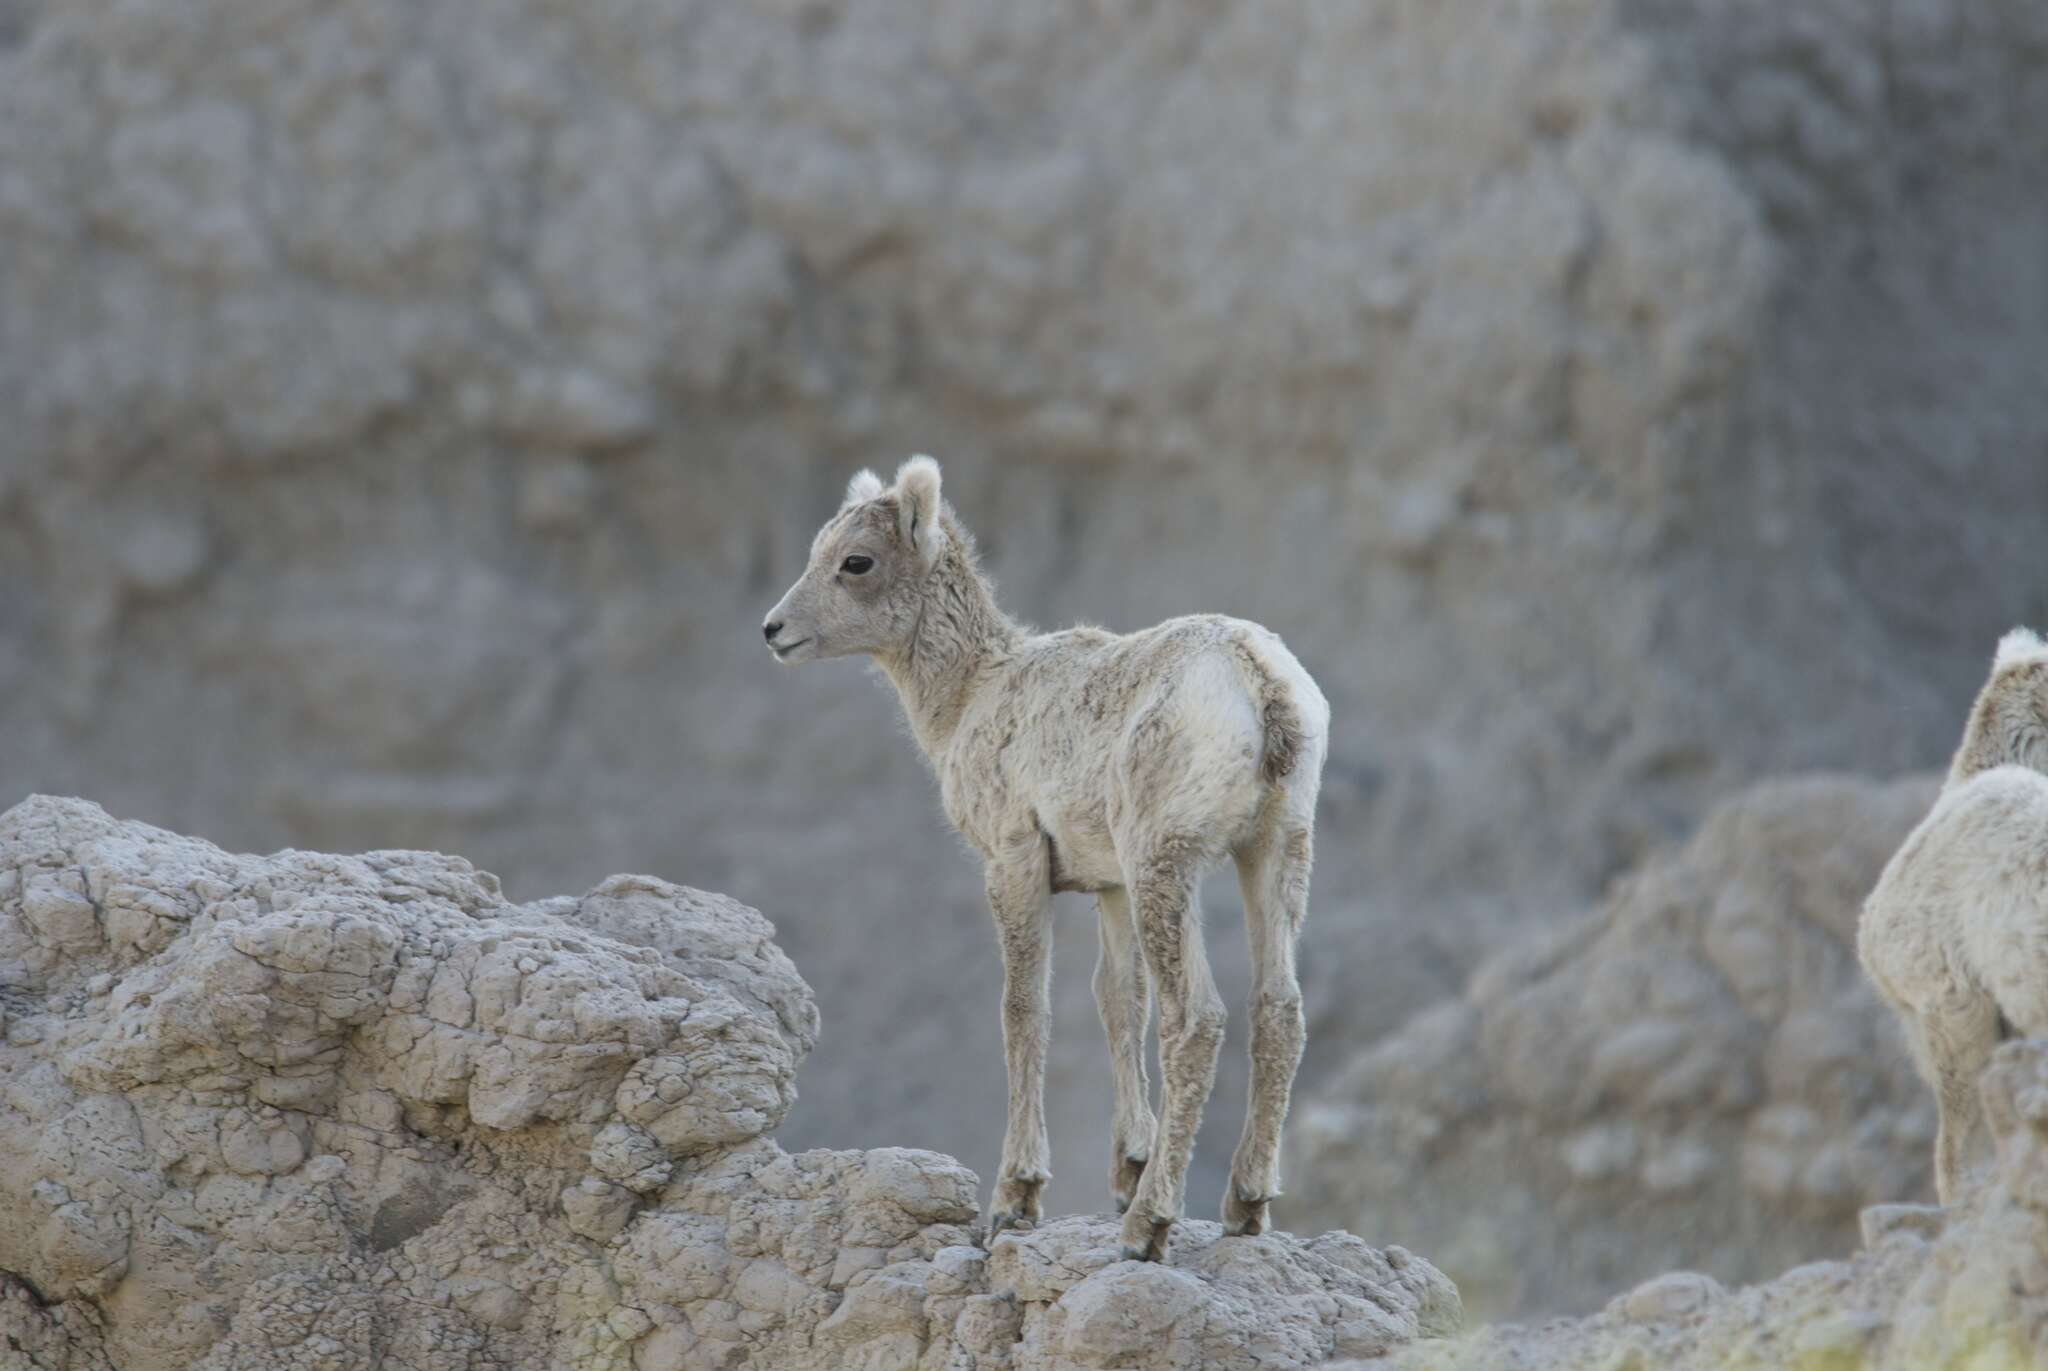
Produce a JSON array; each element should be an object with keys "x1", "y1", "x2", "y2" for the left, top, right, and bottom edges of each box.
[{"x1": 0, "y1": 796, "x2": 1460, "y2": 1369}]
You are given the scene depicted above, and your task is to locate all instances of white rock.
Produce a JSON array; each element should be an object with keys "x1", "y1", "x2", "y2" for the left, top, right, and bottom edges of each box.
[
  {"x1": 1620, "y1": 1271, "x2": 1725, "y2": 1322},
  {"x1": 0, "y1": 797, "x2": 1458, "y2": 1370}
]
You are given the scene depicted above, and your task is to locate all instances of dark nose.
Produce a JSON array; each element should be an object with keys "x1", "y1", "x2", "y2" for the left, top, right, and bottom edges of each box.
[{"x1": 763, "y1": 620, "x2": 783, "y2": 643}]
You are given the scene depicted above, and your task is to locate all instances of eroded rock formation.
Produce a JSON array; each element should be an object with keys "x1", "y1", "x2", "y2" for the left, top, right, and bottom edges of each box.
[
  {"x1": 1290, "y1": 774, "x2": 1943, "y2": 1317},
  {"x1": 0, "y1": 796, "x2": 1460, "y2": 1369},
  {"x1": 6, "y1": 0, "x2": 2048, "y2": 1221},
  {"x1": 1343, "y1": 1038, "x2": 2048, "y2": 1370}
]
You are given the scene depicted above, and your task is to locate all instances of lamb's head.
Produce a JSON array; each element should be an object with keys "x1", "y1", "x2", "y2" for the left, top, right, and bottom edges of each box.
[
  {"x1": 1948, "y1": 626, "x2": 2048, "y2": 785},
  {"x1": 762, "y1": 455, "x2": 950, "y2": 664}
]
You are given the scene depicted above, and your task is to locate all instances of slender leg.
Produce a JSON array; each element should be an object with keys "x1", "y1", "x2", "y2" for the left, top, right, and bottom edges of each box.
[
  {"x1": 1120, "y1": 855, "x2": 1225, "y2": 1262},
  {"x1": 1224, "y1": 822, "x2": 1311, "y2": 1235},
  {"x1": 1094, "y1": 888, "x2": 1155, "y2": 1212},
  {"x1": 1918, "y1": 1000, "x2": 1997, "y2": 1206},
  {"x1": 986, "y1": 839, "x2": 1055, "y2": 1239},
  {"x1": 1933, "y1": 1068, "x2": 1978, "y2": 1208}
]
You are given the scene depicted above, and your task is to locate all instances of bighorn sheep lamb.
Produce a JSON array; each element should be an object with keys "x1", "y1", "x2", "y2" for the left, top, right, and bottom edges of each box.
[
  {"x1": 764, "y1": 457, "x2": 1329, "y2": 1261},
  {"x1": 1860, "y1": 627, "x2": 2048, "y2": 1203}
]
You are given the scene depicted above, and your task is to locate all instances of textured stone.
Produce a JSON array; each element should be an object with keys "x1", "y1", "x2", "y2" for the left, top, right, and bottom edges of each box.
[
  {"x1": 1860, "y1": 1203, "x2": 1946, "y2": 1249},
  {"x1": 1290, "y1": 775, "x2": 1941, "y2": 1316},
  {"x1": 1342, "y1": 1042, "x2": 2048, "y2": 1371},
  {"x1": 2, "y1": 0, "x2": 2047, "y2": 1233},
  {"x1": 1618, "y1": 1271, "x2": 1724, "y2": 1323},
  {"x1": 0, "y1": 796, "x2": 1459, "y2": 1370}
]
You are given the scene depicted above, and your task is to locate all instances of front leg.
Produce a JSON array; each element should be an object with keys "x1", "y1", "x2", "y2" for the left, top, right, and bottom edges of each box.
[{"x1": 985, "y1": 834, "x2": 1055, "y2": 1241}]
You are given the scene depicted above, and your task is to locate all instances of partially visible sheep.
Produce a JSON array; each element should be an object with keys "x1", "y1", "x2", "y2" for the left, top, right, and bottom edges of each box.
[
  {"x1": 1860, "y1": 627, "x2": 2048, "y2": 1203},
  {"x1": 762, "y1": 457, "x2": 1330, "y2": 1262}
]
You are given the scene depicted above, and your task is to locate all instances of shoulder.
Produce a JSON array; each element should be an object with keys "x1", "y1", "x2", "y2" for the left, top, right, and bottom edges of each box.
[
  {"x1": 1872, "y1": 766, "x2": 2048, "y2": 899},
  {"x1": 1932, "y1": 766, "x2": 2048, "y2": 831}
]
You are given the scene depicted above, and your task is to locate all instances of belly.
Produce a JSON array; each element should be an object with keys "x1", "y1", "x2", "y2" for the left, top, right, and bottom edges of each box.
[{"x1": 1044, "y1": 815, "x2": 1122, "y2": 894}]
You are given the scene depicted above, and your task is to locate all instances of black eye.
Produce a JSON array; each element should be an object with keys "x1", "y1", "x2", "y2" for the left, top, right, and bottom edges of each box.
[{"x1": 840, "y1": 555, "x2": 874, "y2": 575}]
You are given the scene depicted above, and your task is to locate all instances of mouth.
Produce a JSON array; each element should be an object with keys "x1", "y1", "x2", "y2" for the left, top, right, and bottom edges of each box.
[{"x1": 770, "y1": 638, "x2": 812, "y2": 659}]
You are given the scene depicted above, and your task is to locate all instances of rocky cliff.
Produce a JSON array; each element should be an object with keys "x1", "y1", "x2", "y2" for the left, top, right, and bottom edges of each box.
[
  {"x1": 5, "y1": 0, "x2": 2048, "y2": 1221},
  {"x1": 0, "y1": 796, "x2": 1460, "y2": 1370}
]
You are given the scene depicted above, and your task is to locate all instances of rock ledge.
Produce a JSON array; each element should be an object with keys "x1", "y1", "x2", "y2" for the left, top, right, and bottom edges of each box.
[{"x1": 0, "y1": 796, "x2": 1458, "y2": 1370}]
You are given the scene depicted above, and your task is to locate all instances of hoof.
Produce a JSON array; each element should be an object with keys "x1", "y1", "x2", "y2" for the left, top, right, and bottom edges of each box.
[
  {"x1": 986, "y1": 1168, "x2": 1047, "y2": 1248},
  {"x1": 1220, "y1": 1196, "x2": 1269, "y2": 1237},
  {"x1": 985, "y1": 1210, "x2": 1036, "y2": 1246},
  {"x1": 1118, "y1": 1214, "x2": 1172, "y2": 1263},
  {"x1": 1222, "y1": 1189, "x2": 1274, "y2": 1236}
]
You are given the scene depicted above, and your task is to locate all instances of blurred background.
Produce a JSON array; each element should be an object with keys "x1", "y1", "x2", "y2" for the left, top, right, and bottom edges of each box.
[{"x1": 4, "y1": 0, "x2": 2046, "y2": 1322}]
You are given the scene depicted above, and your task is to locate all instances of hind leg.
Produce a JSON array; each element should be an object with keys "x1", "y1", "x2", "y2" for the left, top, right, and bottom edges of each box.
[
  {"x1": 1119, "y1": 851, "x2": 1225, "y2": 1262},
  {"x1": 1912, "y1": 995, "x2": 2001, "y2": 1205},
  {"x1": 1223, "y1": 819, "x2": 1311, "y2": 1236},
  {"x1": 1094, "y1": 888, "x2": 1156, "y2": 1213}
]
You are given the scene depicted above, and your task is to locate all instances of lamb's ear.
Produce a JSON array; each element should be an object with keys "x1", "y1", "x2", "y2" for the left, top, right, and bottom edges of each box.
[
  {"x1": 843, "y1": 468, "x2": 884, "y2": 508},
  {"x1": 1996, "y1": 626, "x2": 2047, "y2": 668},
  {"x1": 894, "y1": 455, "x2": 946, "y2": 564}
]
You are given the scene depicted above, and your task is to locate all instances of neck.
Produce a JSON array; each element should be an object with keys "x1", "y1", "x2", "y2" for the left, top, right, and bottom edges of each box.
[{"x1": 875, "y1": 539, "x2": 1017, "y2": 758}]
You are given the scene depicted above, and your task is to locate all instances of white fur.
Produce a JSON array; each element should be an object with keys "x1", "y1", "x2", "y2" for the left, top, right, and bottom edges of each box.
[
  {"x1": 844, "y1": 469, "x2": 885, "y2": 507},
  {"x1": 1860, "y1": 626, "x2": 2048, "y2": 1202},
  {"x1": 763, "y1": 458, "x2": 1330, "y2": 1259},
  {"x1": 894, "y1": 454, "x2": 946, "y2": 565},
  {"x1": 1994, "y1": 626, "x2": 2047, "y2": 668}
]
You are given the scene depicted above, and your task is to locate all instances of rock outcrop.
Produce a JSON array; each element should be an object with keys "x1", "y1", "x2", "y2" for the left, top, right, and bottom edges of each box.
[
  {"x1": 1342, "y1": 1037, "x2": 2048, "y2": 1371},
  {"x1": 1290, "y1": 774, "x2": 1942, "y2": 1318},
  {"x1": 5, "y1": 0, "x2": 2048, "y2": 1222},
  {"x1": 0, "y1": 796, "x2": 1460, "y2": 1370}
]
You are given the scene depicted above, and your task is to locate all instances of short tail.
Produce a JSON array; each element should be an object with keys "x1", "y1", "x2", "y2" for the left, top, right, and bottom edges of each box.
[
  {"x1": 1232, "y1": 639, "x2": 1306, "y2": 783},
  {"x1": 1261, "y1": 686, "x2": 1305, "y2": 784}
]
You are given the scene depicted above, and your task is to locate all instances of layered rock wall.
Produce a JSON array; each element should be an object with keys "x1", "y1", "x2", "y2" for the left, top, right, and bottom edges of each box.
[{"x1": 4, "y1": 0, "x2": 2048, "y2": 1214}]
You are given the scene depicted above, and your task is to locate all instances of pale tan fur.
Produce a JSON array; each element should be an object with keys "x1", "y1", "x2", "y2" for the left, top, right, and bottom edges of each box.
[
  {"x1": 1860, "y1": 628, "x2": 2048, "y2": 1203},
  {"x1": 765, "y1": 457, "x2": 1330, "y2": 1260}
]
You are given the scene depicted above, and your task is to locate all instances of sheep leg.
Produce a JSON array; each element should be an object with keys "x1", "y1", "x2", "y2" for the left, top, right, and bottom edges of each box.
[
  {"x1": 1224, "y1": 822, "x2": 1311, "y2": 1236},
  {"x1": 985, "y1": 842, "x2": 1055, "y2": 1240},
  {"x1": 1918, "y1": 998, "x2": 1999, "y2": 1206},
  {"x1": 1094, "y1": 887, "x2": 1155, "y2": 1213},
  {"x1": 1121, "y1": 855, "x2": 1224, "y2": 1262},
  {"x1": 1933, "y1": 1067, "x2": 1980, "y2": 1208}
]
